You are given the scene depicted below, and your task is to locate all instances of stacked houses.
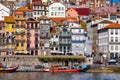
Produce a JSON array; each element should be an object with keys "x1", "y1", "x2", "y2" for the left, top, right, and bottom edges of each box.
[{"x1": 1, "y1": 0, "x2": 120, "y2": 62}]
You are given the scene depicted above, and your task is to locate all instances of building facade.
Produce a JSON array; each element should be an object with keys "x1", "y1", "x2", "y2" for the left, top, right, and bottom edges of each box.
[
  {"x1": 59, "y1": 25, "x2": 71, "y2": 55},
  {"x1": 0, "y1": 20, "x2": 5, "y2": 55},
  {"x1": 0, "y1": 3, "x2": 10, "y2": 20},
  {"x1": 32, "y1": 0, "x2": 48, "y2": 20},
  {"x1": 4, "y1": 16, "x2": 16, "y2": 55},
  {"x1": 26, "y1": 18, "x2": 40, "y2": 55},
  {"x1": 48, "y1": 2, "x2": 66, "y2": 18},
  {"x1": 98, "y1": 23, "x2": 120, "y2": 60},
  {"x1": 39, "y1": 16, "x2": 51, "y2": 55},
  {"x1": 14, "y1": 11, "x2": 26, "y2": 55},
  {"x1": 50, "y1": 27, "x2": 59, "y2": 55},
  {"x1": 71, "y1": 27, "x2": 86, "y2": 56}
]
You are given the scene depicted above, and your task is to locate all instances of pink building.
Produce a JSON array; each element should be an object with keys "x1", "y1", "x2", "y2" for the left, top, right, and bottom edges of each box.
[{"x1": 26, "y1": 18, "x2": 40, "y2": 55}]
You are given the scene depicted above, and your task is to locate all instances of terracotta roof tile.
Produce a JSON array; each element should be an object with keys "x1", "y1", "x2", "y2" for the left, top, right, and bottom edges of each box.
[
  {"x1": 51, "y1": 17, "x2": 66, "y2": 24},
  {"x1": 102, "y1": 23, "x2": 120, "y2": 29},
  {"x1": 17, "y1": 7, "x2": 32, "y2": 12},
  {"x1": 66, "y1": 17, "x2": 77, "y2": 22},
  {"x1": 14, "y1": 11, "x2": 23, "y2": 15},
  {"x1": 66, "y1": 8, "x2": 90, "y2": 16},
  {"x1": 4, "y1": 16, "x2": 15, "y2": 23}
]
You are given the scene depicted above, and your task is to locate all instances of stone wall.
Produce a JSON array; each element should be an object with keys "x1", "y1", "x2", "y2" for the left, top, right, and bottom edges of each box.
[{"x1": 0, "y1": 56, "x2": 41, "y2": 67}]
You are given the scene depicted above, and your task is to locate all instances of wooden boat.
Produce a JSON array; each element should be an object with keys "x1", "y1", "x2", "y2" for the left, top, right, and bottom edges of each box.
[
  {"x1": 43, "y1": 67, "x2": 82, "y2": 72},
  {"x1": 0, "y1": 65, "x2": 19, "y2": 73},
  {"x1": 43, "y1": 65, "x2": 90, "y2": 73}
]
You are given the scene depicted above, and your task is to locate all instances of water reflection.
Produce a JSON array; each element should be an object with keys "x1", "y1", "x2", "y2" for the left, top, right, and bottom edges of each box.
[{"x1": 0, "y1": 72, "x2": 120, "y2": 80}]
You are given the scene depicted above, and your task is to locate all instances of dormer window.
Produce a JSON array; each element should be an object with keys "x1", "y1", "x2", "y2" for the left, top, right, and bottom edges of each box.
[
  {"x1": 110, "y1": 16, "x2": 116, "y2": 20},
  {"x1": 68, "y1": 13, "x2": 70, "y2": 16}
]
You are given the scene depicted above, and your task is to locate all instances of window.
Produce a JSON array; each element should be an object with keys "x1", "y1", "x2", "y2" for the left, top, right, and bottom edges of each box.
[
  {"x1": 111, "y1": 37, "x2": 114, "y2": 42},
  {"x1": 60, "y1": 47, "x2": 62, "y2": 51},
  {"x1": 38, "y1": 11, "x2": 39, "y2": 15},
  {"x1": 111, "y1": 45, "x2": 113, "y2": 51},
  {"x1": 35, "y1": 44, "x2": 38, "y2": 48},
  {"x1": 115, "y1": 29, "x2": 118, "y2": 35},
  {"x1": 51, "y1": 47, "x2": 53, "y2": 50},
  {"x1": 111, "y1": 29, "x2": 113, "y2": 35},
  {"x1": 51, "y1": 35, "x2": 53, "y2": 38},
  {"x1": 115, "y1": 45, "x2": 118, "y2": 51},
  {"x1": 68, "y1": 13, "x2": 70, "y2": 16},
  {"x1": 56, "y1": 47, "x2": 58, "y2": 50},
  {"x1": 16, "y1": 43, "x2": 19, "y2": 46},
  {"x1": 115, "y1": 37, "x2": 118, "y2": 42},
  {"x1": 27, "y1": 44, "x2": 30, "y2": 48},
  {"x1": 21, "y1": 43, "x2": 24, "y2": 47},
  {"x1": 110, "y1": 16, "x2": 116, "y2": 20},
  {"x1": 58, "y1": 7, "x2": 61, "y2": 10},
  {"x1": 12, "y1": 25, "x2": 14, "y2": 28}
]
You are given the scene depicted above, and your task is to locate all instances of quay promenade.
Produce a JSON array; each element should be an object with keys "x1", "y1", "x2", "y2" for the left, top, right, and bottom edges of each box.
[{"x1": 0, "y1": 55, "x2": 86, "y2": 71}]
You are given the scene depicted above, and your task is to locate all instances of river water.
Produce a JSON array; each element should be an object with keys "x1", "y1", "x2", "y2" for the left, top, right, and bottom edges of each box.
[{"x1": 0, "y1": 72, "x2": 120, "y2": 80}]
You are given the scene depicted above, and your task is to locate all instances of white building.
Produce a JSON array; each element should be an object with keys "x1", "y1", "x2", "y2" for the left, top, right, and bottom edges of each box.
[
  {"x1": 48, "y1": 2, "x2": 66, "y2": 18},
  {"x1": 32, "y1": 0, "x2": 48, "y2": 20},
  {"x1": 50, "y1": 27, "x2": 60, "y2": 55},
  {"x1": 98, "y1": 23, "x2": 120, "y2": 59},
  {"x1": 71, "y1": 27, "x2": 86, "y2": 56},
  {"x1": 0, "y1": 3, "x2": 10, "y2": 20}
]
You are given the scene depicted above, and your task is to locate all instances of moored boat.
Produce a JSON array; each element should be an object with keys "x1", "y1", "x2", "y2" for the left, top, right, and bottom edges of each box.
[
  {"x1": 43, "y1": 67, "x2": 82, "y2": 72},
  {"x1": 43, "y1": 65, "x2": 90, "y2": 73},
  {"x1": 0, "y1": 65, "x2": 19, "y2": 73}
]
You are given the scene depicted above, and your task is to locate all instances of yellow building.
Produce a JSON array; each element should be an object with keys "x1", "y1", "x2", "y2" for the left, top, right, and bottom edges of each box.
[
  {"x1": 14, "y1": 11, "x2": 27, "y2": 55},
  {"x1": 4, "y1": 16, "x2": 16, "y2": 55}
]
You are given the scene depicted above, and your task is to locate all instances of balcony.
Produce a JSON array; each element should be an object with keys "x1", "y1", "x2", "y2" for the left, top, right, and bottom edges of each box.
[
  {"x1": 15, "y1": 32, "x2": 25, "y2": 35},
  {"x1": 59, "y1": 42, "x2": 71, "y2": 46},
  {"x1": 16, "y1": 40, "x2": 25, "y2": 42},
  {"x1": 72, "y1": 40, "x2": 86, "y2": 43},
  {"x1": 59, "y1": 35, "x2": 71, "y2": 38}
]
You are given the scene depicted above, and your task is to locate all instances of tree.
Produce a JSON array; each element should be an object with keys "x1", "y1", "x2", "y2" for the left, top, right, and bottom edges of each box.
[{"x1": 80, "y1": 21, "x2": 87, "y2": 30}]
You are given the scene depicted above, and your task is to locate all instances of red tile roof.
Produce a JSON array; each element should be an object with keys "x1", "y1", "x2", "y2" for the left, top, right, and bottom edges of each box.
[
  {"x1": 17, "y1": 7, "x2": 32, "y2": 12},
  {"x1": 102, "y1": 23, "x2": 120, "y2": 29},
  {"x1": 51, "y1": 17, "x2": 66, "y2": 24},
  {"x1": 75, "y1": 8, "x2": 90, "y2": 16},
  {"x1": 14, "y1": 11, "x2": 23, "y2": 15},
  {"x1": 67, "y1": 8, "x2": 90, "y2": 16}
]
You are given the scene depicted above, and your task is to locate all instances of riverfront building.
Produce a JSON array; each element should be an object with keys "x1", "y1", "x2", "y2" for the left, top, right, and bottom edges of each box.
[
  {"x1": 71, "y1": 27, "x2": 86, "y2": 56},
  {"x1": 32, "y1": 0, "x2": 48, "y2": 19},
  {"x1": 4, "y1": 16, "x2": 16, "y2": 55},
  {"x1": 48, "y1": 2, "x2": 66, "y2": 18},
  {"x1": 26, "y1": 18, "x2": 40, "y2": 55},
  {"x1": 59, "y1": 25, "x2": 71, "y2": 55},
  {"x1": 0, "y1": 20, "x2": 5, "y2": 55},
  {"x1": 50, "y1": 27, "x2": 59, "y2": 55},
  {"x1": 39, "y1": 16, "x2": 51, "y2": 55},
  {"x1": 14, "y1": 11, "x2": 26, "y2": 55},
  {"x1": 98, "y1": 23, "x2": 120, "y2": 59}
]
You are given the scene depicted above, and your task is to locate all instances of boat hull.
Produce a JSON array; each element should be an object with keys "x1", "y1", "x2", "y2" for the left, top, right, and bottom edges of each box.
[
  {"x1": 0, "y1": 65, "x2": 19, "y2": 73},
  {"x1": 43, "y1": 68, "x2": 82, "y2": 73}
]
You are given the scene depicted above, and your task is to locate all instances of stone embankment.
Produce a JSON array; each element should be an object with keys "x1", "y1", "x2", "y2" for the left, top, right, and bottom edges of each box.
[{"x1": 87, "y1": 65, "x2": 120, "y2": 73}]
